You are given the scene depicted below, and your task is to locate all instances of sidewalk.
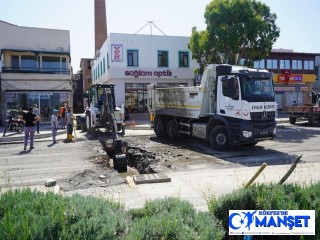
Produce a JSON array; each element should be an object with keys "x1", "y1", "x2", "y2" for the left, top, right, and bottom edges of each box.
[
  {"x1": 0, "y1": 124, "x2": 67, "y2": 144},
  {"x1": 0, "y1": 116, "x2": 288, "y2": 144}
]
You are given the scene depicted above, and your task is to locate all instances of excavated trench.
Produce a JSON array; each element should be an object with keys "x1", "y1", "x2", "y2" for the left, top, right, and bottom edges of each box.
[
  {"x1": 104, "y1": 138, "x2": 160, "y2": 174},
  {"x1": 126, "y1": 146, "x2": 159, "y2": 174}
]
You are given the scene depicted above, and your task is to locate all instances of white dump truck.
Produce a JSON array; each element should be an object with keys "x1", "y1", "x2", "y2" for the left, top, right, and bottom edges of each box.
[{"x1": 147, "y1": 64, "x2": 277, "y2": 150}]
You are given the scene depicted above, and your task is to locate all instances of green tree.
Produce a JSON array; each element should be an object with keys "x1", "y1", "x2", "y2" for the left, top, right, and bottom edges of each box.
[{"x1": 189, "y1": 0, "x2": 280, "y2": 73}]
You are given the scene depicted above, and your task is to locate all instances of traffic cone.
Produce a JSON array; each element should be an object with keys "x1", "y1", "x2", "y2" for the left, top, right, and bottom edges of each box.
[{"x1": 131, "y1": 118, "x2": 136, "y2": 128}]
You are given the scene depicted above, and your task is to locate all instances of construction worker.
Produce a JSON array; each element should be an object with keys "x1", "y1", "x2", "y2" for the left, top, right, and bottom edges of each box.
[{"x1": 66, "y1": 107, "x2": 73, "y2": 141}]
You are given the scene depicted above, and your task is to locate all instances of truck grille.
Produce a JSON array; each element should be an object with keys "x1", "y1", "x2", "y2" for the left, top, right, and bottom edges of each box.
[{"x1": 250, "y1": 111, "x2": 276, "y2": 129}]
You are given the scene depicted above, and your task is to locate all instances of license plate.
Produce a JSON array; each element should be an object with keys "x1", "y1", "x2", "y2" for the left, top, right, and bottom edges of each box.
[{"x1": 260, "y1": 131, "x2": 268, "y2": 135}]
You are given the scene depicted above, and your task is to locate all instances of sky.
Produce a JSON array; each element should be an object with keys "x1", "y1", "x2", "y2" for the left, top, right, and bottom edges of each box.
[{"x1": 1, "y1": 0, "x2": 319, "y2": 73}]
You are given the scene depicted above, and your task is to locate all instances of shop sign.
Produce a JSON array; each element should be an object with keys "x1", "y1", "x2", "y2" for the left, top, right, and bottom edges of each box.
[
  {"x1": 124, "y1": 69, "x2": 173, "y2": 78},
  {"x1": 111, "y1": 44, "x2": 123, "y2": 62},
  {"x1": 278, "y1": 74, "x2": 303, "y2": 83}
]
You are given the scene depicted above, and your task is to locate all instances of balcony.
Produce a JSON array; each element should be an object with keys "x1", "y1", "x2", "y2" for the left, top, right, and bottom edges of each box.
[{"x1": 2, "y1": 67, "x2": 70, "y2": 74}]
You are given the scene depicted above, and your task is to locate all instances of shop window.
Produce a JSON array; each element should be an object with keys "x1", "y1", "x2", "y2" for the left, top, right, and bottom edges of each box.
[
  {"x1": 5, "y1": 91, "x2": 69, "y2": 123},
  {"x1": 179, "y1": 51, "x2": 189, "y2": 67},
  {"x1": 62, "y1": 57, "x2": 67, "y2": 70},
  {"x1": 267, "y1": 59, "x2": 277, "y2": 69},
  {"x1": 304, "y1": 60, "x2": 314, "y2": 70},
  {"x1": 125, "y1": 83, "x2": 149, "y2": 113},
  {"x1": 21, "y1": 55, "x2": 37, "y2": 70},
  {"x1": 279, "y1": 59, "x2": 290, "y2": 69},
  {"x1": 158, "y1": 50, "x2": 168, "y2": 67},
  {"x1": 127, "y1": 50, "x2": 139, "y2": 67},
  {"x1": 292, "y1": 60, "x2": 302, "y2": 70},
  {"x1": 11, "y1": 55, "x2": 19, "y2": 69},
  {"x1": 254, "y1": 60, "x2": 265, "y2": 69},
  {"x1": 103, "y1": 57, "x2": 105, "y2": 73},
  {"x1": 42, "y1": 56, "x2": 60, "y2": 72}
]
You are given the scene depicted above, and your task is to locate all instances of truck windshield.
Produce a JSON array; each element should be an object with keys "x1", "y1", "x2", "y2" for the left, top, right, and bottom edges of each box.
[{"x1": 240, "y1": 78, "x2": 275, "y2": 102}]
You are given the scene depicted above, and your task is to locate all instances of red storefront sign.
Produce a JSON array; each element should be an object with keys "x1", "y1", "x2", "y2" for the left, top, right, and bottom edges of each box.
[{"x1": 278, "y1": 72, "x2": 303, "y2": 83}]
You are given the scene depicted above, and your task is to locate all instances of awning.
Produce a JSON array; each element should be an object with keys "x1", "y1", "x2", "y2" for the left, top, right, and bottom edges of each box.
[{"x1": 0, "y1": 48, "x2": 70, "y2": 57}]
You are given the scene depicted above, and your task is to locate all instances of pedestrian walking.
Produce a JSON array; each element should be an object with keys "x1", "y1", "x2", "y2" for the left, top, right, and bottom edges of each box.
[
  {"x1": 21, "y1": 107, "x2": 40, "y2": 150},
  {"x1": 51, "y1": 109, "x2": 59, "y2": 144},
  {"x1": 33, "y1": 104, "x2": 40, "y2": 133},
  {"x1": 66, "y1": 107, "x2": 73, "y2": 141}
]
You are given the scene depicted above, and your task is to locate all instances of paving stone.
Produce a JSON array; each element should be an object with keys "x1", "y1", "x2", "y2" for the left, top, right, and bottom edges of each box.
[
  {"x1": 133, "y1": 173, "x2": 171, "y2": 184},
  {"x1": 45, "y1": 178, "x2": 57, "y2": 187}
]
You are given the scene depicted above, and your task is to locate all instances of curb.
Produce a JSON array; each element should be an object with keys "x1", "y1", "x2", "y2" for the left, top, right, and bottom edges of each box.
[{"x1": 0, "y1": 129, "x2": 66, "y2": 144}]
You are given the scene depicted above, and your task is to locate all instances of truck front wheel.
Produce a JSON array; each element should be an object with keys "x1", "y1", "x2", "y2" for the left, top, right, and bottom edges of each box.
[
  {"x1": 154, "y1": 118, "x2": 167, "y2": 139},
  {"x1": 209, "y1": 125, "x2": 232, "y2": 151},
  {"x1": 167, "y1": 120, "x2": 181, "y2": 140}
]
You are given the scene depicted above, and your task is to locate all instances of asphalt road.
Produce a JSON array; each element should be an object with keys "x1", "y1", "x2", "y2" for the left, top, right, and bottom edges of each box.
[{"x1": 0, "y1": 122, "x2": 319, "y2": 211}]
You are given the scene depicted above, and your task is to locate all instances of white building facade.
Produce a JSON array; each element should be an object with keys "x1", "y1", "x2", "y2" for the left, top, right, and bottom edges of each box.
[
  {"x1": 0, "y1": 20, "x2": 72, "y2": 123},
  {"x1": 91, "y1": 33, "x2": 198, "y2": 113}
]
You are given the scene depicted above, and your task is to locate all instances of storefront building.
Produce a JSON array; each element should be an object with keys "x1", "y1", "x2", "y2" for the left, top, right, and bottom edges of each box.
[
  {"x1": 0, "y1": 20, "x2": 72, "y2": 124},
  {"x1": 91, "y1": 33, "x2": 199, "y2": 113},
  {"x1": 244, "y1": 49, "x2": 319, "y2": 111}
]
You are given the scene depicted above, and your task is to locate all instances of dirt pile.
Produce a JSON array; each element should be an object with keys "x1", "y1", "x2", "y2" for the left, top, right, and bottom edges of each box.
[
  {"x1": 59, "y1": 168, "x2": 125, "y2": 191},
  {"x1": 126, "y1": 147, "x2": 160, "y2": 174}
]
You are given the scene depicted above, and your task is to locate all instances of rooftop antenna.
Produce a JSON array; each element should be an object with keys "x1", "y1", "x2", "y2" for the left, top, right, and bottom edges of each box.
[{"x1": 134, "y1": 21, "x2": 166, "y2": 36}]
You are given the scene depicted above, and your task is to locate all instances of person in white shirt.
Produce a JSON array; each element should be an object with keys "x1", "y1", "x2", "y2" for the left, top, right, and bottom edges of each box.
[
  {"x1": 51, "y1": 109, "x2": 59, "y2": 144},
  {"x1": 33, "y1": 104, "x2": 40, "y2": 133}
]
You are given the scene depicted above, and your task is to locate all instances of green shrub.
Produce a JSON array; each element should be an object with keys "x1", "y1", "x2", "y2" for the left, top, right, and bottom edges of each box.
[
  {"x1": 0, "y1": 189, "x2": 127, "y2": 240},
  {"x1": 126, "y1": 197, "x2": 225, "y2": 240}
]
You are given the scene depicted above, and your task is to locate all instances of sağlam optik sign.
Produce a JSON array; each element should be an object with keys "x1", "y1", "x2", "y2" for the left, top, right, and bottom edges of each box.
[
  {"x1": 124, "y1": 69, "x2": 173, "y2": 78},
  {"x1": 111, "y1": 44, "x2": 123, "y2": 62},
  {"x1": 229, "y1": 210, "x2": 315, "y2": 235}
]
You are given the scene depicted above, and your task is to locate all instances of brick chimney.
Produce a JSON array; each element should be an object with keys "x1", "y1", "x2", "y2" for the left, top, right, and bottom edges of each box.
[{"x1": 94, "y1": 0, "x2": 107, "y2": 52}]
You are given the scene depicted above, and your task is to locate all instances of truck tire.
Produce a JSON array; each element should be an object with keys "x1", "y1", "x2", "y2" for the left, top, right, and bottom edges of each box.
[
  {"x1": 289, "y1": 116, "x2": 296, "y2": 124},
  {"x1": 154, "y1": 118, "x2": 167, "y2": 139},
  {"x1": 167, "y1": 120, "x2": 181, "y2": 140},
  {"x1": 209, "y1": 125, "x2": 232, "y2": 151}
]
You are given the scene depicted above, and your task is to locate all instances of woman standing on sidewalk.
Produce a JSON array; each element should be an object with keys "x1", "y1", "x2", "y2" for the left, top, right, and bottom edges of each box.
[{"x1": 21, "y1": 107, "x2": 40, "y2": 151}]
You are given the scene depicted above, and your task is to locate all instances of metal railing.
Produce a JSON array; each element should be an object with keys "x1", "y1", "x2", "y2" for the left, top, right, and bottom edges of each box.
[{"x1": 1, "y1": 67, "x2": 70, "y2": 74}]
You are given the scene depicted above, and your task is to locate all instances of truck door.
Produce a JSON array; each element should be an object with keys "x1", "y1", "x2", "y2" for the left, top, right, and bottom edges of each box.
[{"x1": 218, "y1": 76, "x2": 242, "y2": 119}]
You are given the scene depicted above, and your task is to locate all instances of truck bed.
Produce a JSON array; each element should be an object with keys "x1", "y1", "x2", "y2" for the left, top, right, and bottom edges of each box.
[{"x1": 286, "y1": 105, "x2": 320, "y2": 125}]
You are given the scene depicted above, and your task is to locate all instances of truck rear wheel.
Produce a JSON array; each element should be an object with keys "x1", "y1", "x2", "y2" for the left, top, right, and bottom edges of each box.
[
  {"x1": 167, "y1": 120, "x2": 181, "y2": 140},
  {"x1": 154, "y1": 117, "x2": 167, "y2": 139},
  {"x1": 209, "y1": 125, "x2": 232, "y2": 151}
]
